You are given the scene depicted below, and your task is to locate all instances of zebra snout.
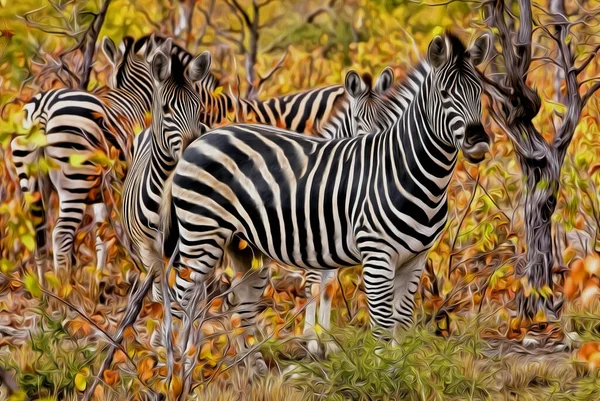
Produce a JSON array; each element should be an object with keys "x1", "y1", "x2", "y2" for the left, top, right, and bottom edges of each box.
[{"x1": 462, "y1": 124, "x2": 490, "y2": 163}]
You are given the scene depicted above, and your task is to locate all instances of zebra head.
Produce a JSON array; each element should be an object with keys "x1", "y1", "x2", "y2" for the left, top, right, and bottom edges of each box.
[
  {"x1": 345, "y1": 68, "x2": 395, "y2": 135},
  {"x1": 150, "y1": 39, "x2": 210, "y2": 161},
  {"x1": 426, "y1": 32, "x2": 491, "y2": 163}
]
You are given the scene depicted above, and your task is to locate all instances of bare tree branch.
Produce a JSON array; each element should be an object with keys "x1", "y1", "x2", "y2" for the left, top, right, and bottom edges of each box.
[{"x1": 79, "y1": 0, "x2": 112, "y2": 90}]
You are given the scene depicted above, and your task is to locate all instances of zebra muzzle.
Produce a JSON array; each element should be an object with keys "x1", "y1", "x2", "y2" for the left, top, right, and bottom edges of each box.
[{"x1": 462, "y1": 124, "x2": 490, "y2": 163}]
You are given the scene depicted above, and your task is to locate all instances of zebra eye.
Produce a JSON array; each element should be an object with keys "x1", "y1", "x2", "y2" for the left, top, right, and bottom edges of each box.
[
  {"x1": 440, "y1": 89, "x2": 450, "y2": 99},
  {"x1": 162, "y1": 104, "x2": 170, "y2": 113}
]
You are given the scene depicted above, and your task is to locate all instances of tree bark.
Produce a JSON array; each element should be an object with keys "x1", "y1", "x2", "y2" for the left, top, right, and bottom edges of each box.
[
  {"x1": 517, "y1": 147, "x2": 561, "y2": 319},
  {"x1": 79, "y1": 0, "x2": 112, "y2": 90}
]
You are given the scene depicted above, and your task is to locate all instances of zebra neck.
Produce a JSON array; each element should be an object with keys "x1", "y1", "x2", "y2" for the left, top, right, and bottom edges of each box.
[
  {"x1": 149, "y1": 126, "x2": 178, "y2": 172},
  {"x1": 101, "y1": 89, "x2": 151, "y2": 157},
  {"x1": 387, "y1": 74, "x2": 457, "y2": 205}
]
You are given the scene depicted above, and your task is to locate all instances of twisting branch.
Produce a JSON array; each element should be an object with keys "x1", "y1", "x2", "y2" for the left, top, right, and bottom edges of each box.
[{"x1": 79, "y1": 0, "x2": 113, "y2": 90}]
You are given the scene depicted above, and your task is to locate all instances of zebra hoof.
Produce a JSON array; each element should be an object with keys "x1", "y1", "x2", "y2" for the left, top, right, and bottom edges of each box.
[
  {"x1": 307, "y1": 339, "x2": 321, "y2": 356},
  {"x1": 324, "y1": 341, "x2": 340, "y2": 356}
]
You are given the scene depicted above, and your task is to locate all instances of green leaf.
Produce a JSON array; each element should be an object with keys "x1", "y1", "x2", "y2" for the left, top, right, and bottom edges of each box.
[{"x1": 23, "y1": 272, "x2": 41, "y2": 297}]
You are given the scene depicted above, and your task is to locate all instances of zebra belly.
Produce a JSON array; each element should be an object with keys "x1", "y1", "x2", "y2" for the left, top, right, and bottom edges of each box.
[{"x1": 173, "y1": 127, "x2": 362, "y2": 272}]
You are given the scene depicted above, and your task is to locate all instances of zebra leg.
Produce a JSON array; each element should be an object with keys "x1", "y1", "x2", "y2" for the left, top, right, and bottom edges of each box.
[
  {"x1": 51, "y1": 201, "x2": 86, "y2": 277},
  {"x1": 83, "y1": 270, "x2": 156, "y2": 401},
  {"x1": 11, "y1": 137, "x2": 48, "y2": 281},
  {"x1": 361, "y1": 248, "x2": 397, "y2": 332},
  {"x1": 318, "y1": 269, "x2": 338, "y2": 355},
  {"x1": 392, "y1": 252, "x2": 428, "y2": 329},
  {"x1": 175, "y1": 231, "x2": 227, "y2": 401},
  {"x1": 91, "y1": 203, "x2": 109, "y2": 273},
  {"x1": 226, "y1": 251, "x2": 269, "y2": 375},
  {"x1": 302, "y1": 270, "x2": 320, "y2": 355}
]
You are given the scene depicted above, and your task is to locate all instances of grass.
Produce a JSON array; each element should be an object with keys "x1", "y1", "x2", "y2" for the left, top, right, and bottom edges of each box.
[{"x1": 6, "y1": 304, "x2": 600, "y2": 400}]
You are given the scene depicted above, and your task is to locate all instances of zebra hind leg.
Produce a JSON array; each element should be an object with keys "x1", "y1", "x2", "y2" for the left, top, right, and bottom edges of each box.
[
  {"x1": 91, "y1": 203, "x2": 109, "y2": 273},
  {"x1": 52, "y1": 203, "x2": 86, "y2": 280},
  {"x1": 11, "y1": 137, "x2": 48, "y2": 282},
  {"x1": 226, "y1": 247, "x2": 269, "y2": 376}
]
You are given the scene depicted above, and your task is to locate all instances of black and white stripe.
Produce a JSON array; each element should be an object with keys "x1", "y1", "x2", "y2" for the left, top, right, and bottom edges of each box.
[
  {"x1": 167, "y1": 33, "x2": 491, "y2": 338},
  {"x1": 11, "y1": 36, "x2": 156, "y2": 276},
  {"x1": 142, "y1": 35, "x2": 400, "y2": 343},
  {"x1": 122, "y1": 39, "x2": 210, "y2": 295}
]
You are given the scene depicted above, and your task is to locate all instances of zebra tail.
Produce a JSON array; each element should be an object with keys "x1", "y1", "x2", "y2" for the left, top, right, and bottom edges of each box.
[{"x1": 158, "y1": 171, "x2": 179, "y2": 259}]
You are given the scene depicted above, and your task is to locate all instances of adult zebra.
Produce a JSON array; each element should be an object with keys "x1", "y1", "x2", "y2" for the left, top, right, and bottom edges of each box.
[
  {"x1": 129, "y1": 34, "x2": 400, "y2": 353},
  {"x1": 85, "y1": 39, "x2": 211, "y2": 401},
  {"x1": 11, "y1": 34, "x2": 234, "y2": 280},
  {"x1": 166, "y1": 32, "x2": 490, "y2": 367},
  {"x1": 11, "y1": 36, "x2": 155, "y2": 278}
]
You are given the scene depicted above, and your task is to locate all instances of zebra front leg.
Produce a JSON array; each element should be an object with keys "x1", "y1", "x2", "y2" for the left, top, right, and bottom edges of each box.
[
  {"x1": 84, "y1": 269, "x2": 156, "y2": 401},
  {"x1": 392, "y1": 252, "x2": 428, "y2": 329},
  {"x1": 361, "y1": 248, "x2": 397, "y2": 333},
  {"x1": 302, "y1": 271, "x2": 320, "y2": 355},
  {"x1": 175, "y1": 234, "x2": 226, "y2": 401}
]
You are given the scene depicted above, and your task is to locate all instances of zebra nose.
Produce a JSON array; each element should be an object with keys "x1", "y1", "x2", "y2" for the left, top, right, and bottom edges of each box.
[{"x1": 462, "y1": 123, "x2": 490, "y2": 163}]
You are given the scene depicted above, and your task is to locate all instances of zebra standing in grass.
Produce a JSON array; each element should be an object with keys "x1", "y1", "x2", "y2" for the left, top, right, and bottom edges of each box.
[
  {"x1": 165, "y1": 32, "x2": 491, "y2": 365},
  {"x1": 126, "y1": 35, "x2": 400, "y2": 351},
  {"x1": 11, "y1": 36, "x2": 156, "y2": 277},
  {"x1": 85, "y1": 40, "x2": 211, "y2": 401}
]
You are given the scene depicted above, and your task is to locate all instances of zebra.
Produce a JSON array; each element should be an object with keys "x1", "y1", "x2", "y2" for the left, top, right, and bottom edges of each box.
[
  {"x1": 126, "y1": 34, "x2": 401, "y2": 352},
  {"x1": 85, "y1": 39, "x2": 211, "y2": 400},
  {"x1": 11, "y1": 35, "x2": 156, "y2": 279},
  {"x1": 165, "y1": 33, "x2": 491, "y2": 369}
]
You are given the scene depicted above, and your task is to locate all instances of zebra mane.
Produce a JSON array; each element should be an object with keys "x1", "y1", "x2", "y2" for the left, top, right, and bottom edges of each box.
[{"x1": 383, "y1": 61, "x2": 431, "y2": 110}]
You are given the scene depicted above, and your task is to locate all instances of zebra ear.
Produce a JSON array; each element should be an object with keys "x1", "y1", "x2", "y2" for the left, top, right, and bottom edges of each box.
[
  {"x1": 188, "y1": 51, "x2": 211, "y2": 82},
  {"x1": 345, "y1": 70, "x2": 368, "y2": 98},
  {"x1": 428, "y1": 35, "x2": 448, "y2": 69},
  {"x1": 469, "y1": 33, "x2": 491, "y2": 66},
  {"x1": 161, "y1": 38, "x2": 173, "y2": 56},
  {"x1": 375, "y1": 67, "x2": 394, "y2": 94},
  {"x1": 152, "y1": 51, "x2": 171, "y2": 83},
  {"x1": 102, "y1": 37, "x2": 118, "y2": 66}
]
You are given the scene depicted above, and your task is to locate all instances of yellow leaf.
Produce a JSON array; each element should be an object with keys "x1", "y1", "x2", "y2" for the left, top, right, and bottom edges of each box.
[
  {"x1": 21, "y1": 234, "x2": 35, "y2": 251},
  {"x1": 23, "y1": 273, "x2": 41, "y2": 297},
  {"x1": 251, "y1": 258, "x2": 262, "y2": 270},
  {"x1": 75, "y1": 369, "x2": 88, "y2": 392},
  {"x1": 7, "y1": 391, "x2": 31, "y2": 401},
  {"x1": 69, "y1": 153, "x2": 89, "y2": 167}
]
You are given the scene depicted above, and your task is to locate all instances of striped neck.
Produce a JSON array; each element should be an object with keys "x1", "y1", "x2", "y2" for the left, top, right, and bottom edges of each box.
[
  {"x1": 101, "y1": 86, "x2": 152, "y2": 158},
  {"x1": 386, "y1": 64, "x2": 457, "y2": 205}
]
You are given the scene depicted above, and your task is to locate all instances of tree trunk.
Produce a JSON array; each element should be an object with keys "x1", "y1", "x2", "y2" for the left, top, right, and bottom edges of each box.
[{"x1": 517, "y1": 152, "x2": 561, "y2": 320}]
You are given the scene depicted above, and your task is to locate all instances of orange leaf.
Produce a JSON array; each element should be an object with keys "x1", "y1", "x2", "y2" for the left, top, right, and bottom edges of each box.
[{"x1": 103, "y1": 369, "x2": 119, "y2": 386}]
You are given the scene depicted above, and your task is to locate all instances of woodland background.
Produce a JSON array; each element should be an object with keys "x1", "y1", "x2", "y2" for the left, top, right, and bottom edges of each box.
[{"x1": 2, "y1": 0, "x2": 600, "y2": 400}]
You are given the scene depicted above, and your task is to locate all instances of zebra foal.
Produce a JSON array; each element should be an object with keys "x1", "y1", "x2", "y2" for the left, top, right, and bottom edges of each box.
[{"x1": 165, "y1": 33, "x2": 490, "y2": 368}]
